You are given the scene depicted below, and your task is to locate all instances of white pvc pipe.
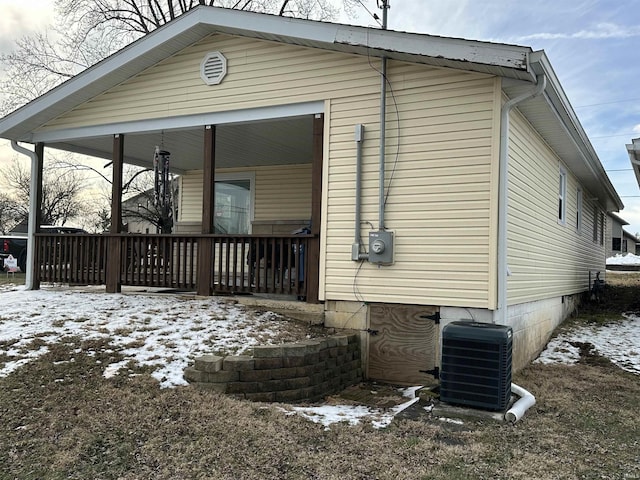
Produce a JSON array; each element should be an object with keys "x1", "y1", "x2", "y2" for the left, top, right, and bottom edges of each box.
[{"x1": 505, "y1": 383, "x2": 536, "y2": 423}]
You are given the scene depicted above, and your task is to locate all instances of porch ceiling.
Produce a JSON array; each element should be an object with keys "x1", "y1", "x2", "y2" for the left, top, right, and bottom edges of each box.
[{"x1": 46, "y1": 116, "x2": 314, "y2": 172}]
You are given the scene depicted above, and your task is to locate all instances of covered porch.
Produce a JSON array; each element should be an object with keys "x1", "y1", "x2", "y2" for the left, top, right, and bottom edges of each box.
[{"x1": 28, "y1": 109, "x2": 325, "y2": 302}]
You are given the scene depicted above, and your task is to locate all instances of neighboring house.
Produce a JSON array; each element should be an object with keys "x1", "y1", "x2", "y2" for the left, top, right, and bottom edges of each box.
[
  {"x1": 0, "y1": 7, "x2": 623, "y2": 383},
  {"x1": 122, "y1": 191, "x2": 159, "y2": 234},
  {"x1": 607, "y1": 212, "x2": 627, "y2": 258}
]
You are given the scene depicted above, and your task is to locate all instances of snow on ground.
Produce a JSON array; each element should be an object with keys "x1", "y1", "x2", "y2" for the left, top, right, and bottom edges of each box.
[
  {"x1": 1, "y1": 283, "x2": 639, "y2": 429},
  {"x1": 535, "y1": 313, "x2": 640, "y2": 374},
  {"x1": 0, "y1": 285, "x2": 297, "y2": 388},
  {"x1": 606, "y1": 253, "x2": 640, "y2": 265}
]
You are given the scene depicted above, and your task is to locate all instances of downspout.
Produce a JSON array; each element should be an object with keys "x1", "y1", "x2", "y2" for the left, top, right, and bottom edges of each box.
[
  {"x1": 10, "y1": 140, "x2": 38, "y2": 290},
  {"x1": 497, "y1": 73, "x2": 546, "y2": 325}
]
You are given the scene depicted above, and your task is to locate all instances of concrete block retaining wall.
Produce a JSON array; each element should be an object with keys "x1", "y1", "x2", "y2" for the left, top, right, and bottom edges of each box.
[{"x1": 184, "y1": 334, "x2": 362, "y2": 402}]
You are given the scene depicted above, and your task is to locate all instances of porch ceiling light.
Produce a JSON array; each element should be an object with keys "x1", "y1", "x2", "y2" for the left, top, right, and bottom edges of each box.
[{"x1": 200, "y1": 51, "x2": 227, "y2": 86}]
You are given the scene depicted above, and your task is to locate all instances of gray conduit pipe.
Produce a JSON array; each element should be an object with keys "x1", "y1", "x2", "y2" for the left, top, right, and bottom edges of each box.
[
  {"x1": 497, "y1": 73, "x2": 546, "y2": 325},
  {"x1": 10, "y1": 140, "x2": 38, "y2": 290},
  {"x1": 352, "y1": 124, "x2": 368, "y2": 261}
]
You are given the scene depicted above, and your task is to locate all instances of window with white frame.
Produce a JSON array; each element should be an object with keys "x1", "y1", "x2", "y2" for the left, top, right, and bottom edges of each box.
[
  {"x1": 558, "y1": 167, "x2": 567, "y2": 225},
  {"x1": 576, "y1": 188, "x2": 583, "y2": 233},
  {"x1": 214, "y1": 173, "x2": 255, "y2": 234}
]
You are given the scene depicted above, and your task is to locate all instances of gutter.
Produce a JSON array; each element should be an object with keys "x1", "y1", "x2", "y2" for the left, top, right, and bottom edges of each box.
[
  {"x1": 9, "y1": 141, "x2": 39, "y2": 290},
  {"x1": 496, "y1": 72, "x2": 546, "y2": 325}
]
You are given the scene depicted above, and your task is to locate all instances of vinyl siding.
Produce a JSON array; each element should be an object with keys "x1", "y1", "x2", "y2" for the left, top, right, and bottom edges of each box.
[
  {"x1": 507, "y1": 108, "x2": 605, "y2": 304},
  {"x1": 179, "y1": 164, "x2": 312, "y2": 224},
  {"x1": 322, "y1": 63, "x2": 500, "y2": 308},
  {"x1": 40, "y1": 35, "x2": 379, "y2": 130},
  {"x1": 41, "y1": 33, "x2": 501, "y2": 308}
]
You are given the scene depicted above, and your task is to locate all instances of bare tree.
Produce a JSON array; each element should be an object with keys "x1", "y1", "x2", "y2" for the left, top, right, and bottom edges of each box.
[
  {"x1": 0, "y1": 192, "x2": 21, "y2": 234},
  {"x1": 1, "y1": 0, "x2": 356, "y2": 115},
  {"x1": 0, "y1": 159, "x2": 89, "y2": 227}
]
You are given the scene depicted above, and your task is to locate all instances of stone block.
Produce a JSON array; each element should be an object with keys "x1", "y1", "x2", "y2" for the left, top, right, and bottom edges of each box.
[
  {"x1": 283, "y1": 376, "x2": 311, "y2": 390},
  {"x1": 275, "y1": 389, "x2": 306, "y2": 402},
  {"x1": 252, "y1": 345, "x2": 283, "y2": 358},
  {"x1": 223, "y1": 356, "x2": 255, "y2": 371},
  {"x1": 258, "y1": 379, "x2": 285, "y2": 393},
  {"x1": 254, "y1": 357, "x2": 283, "y2": 370},
  {"x1": 325, "y1": 357, "x2": 337, "y2": 368},
  {"x1": 282, "y1": 356, "x2": 306, "y2": 368},
  {"x1": 328, "y1": 347, "x2": 339, "y2": 358},
  {"x1": 303, "y1": 353, "x2": 319, "y2": 365},
  {"x1": 334, "y1": 335, "x2": 349, "y2": 347},
  {"x1": 194, "y1": 355, "x2": 223, "y2": 373},
  {"x1": 325, "y1": 337, "x2": 338, "y2": 348},
  {"x1": 206, "y1": 370, "x2": 239, "y2": 383},
  {"x1": 318, "y1": 349, "x2": 329, "y2": 361},
  {"x1": 227, "y1": 382, "x2": 258, "y2": 394},
  {"x1": 270, "y1": 367, "x2": 299, "y2": 380},
  {"x1": 298, "y1": 339, "x2": 322, "y2": 353},
  {"x1": 347, "y1": 334, "x2": 359, "y2": 344},
  {"x1": 281, "y1": 343, "x2": 307, "y2": 357},
  {"x1": 239, "y1": 369, "x2": 273, "y2": 382},
  {"x1": 184, "y1": 366, "x2": 205, "y2": 383}
]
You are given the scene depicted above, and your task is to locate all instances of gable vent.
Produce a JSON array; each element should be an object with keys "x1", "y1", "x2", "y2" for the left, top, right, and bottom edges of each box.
[{"x1": 200, "y1": 52, "x2": 227, "y2": 86}]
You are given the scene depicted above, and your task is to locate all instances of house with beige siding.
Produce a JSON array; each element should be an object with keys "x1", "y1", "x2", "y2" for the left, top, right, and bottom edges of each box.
[{"x1": 0, "y1": 7, "x2": 622, "y2": 385}]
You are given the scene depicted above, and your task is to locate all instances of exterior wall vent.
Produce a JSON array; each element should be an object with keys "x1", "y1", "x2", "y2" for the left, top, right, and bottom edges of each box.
[{"x1": 200, "y1": 52, "x2": 227, "y2": 86}]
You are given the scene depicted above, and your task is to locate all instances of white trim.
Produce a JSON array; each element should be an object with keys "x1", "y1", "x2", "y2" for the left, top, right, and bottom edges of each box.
[
  {"x1": 31, "y1": 101, "x2": 324, "y2": 143},
  {"x1": 558, "y1": 166, "x2": 567, "y2": 226},
  {"x1": 215, "y1": 172, "x2": 255, "y2": 234},
  {"x1": 576, "y1": 187, "x2": 583, "y2": 234}
]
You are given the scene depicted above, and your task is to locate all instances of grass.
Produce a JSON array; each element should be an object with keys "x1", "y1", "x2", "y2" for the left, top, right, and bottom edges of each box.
[{"x1": 0, "y1": 274, "x2": 638, "y2": 479}]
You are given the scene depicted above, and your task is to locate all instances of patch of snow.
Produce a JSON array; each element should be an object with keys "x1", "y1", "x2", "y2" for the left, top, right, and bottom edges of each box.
[
  {"x1": 283, "y1": 386, "x2": 423, "y2": 430},
  {"x1": 438, "y1": 417, "x2": 464, "y2": 425},
  {"x1": 0, "y1": 288, "x2": 297, "y2": 387},
  {"x1": 536, "y1": 313, "x2": 640, "y2": 375},
  {"x1": 606, "y1": 253, "x2": 640, "y2": 265}
]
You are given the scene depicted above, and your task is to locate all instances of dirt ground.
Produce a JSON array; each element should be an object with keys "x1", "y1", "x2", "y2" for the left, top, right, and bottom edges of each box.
[{"x1": 0, "y1": 273, "x2": 638, "y2": 479}]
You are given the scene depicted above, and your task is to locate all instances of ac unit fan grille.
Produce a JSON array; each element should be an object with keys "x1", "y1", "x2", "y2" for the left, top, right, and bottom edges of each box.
[{"x1": 440, "y1": 322, "x2": 513, "y2": 411}]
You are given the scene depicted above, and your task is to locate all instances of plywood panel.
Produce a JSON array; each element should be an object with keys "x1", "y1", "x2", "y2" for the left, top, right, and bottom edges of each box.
[{"x1": 368, "y1": 303, "x2": 439, "y2": 385}]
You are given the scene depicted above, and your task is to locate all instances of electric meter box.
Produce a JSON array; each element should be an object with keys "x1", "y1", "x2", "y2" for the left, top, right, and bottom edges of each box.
[{"x1": 368, "y1": 231, "x2": 394, "y2": 265}]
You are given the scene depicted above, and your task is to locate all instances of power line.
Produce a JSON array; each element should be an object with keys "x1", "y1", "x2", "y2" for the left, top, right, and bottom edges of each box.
[{"x1": 575, "y1": 97, "x2": 640, "y2": 108}]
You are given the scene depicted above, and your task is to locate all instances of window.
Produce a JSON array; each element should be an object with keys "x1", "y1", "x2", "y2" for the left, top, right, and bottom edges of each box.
[
  {"x1": 600, "y1": 212, "x2": 605, "y2": 246},
  {"x1": 576, "y1": 188, "x2": 583, "y2": 233},
  {"x1": 593, "y1": 208, "x2": 599, "y2": 242},
  {"x1": 558, "y1": 168, "x2": 567, "y2": 225},
  {"x1": 214, "y1": 173, "x2": 255, "y2": 234},
  {"x1": 623, "y1": 239, "x2": 628, "y2": 253},
  {"x1": 612, "y1": 238, "x2": 622, "y2": 251}
]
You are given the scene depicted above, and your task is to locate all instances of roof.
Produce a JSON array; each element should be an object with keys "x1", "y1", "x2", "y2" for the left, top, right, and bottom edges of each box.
[
  {"x1": 0, "y1": 5, "x2": 623, "y2": 211},
  {"x1": 627, "y1": 138, "x2": 640, "y2": 188},
  {"x1": 609, "y1": 212, "x2": 630, "y2": 226}
]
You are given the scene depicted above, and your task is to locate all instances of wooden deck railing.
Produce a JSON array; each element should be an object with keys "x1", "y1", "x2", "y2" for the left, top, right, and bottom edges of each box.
[{"x1": 34, "y1": 233, "x2": 311, "y2": 298}]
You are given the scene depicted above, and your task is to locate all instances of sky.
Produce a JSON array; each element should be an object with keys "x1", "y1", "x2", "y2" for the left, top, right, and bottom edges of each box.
[
  {"x1": 0, "y1": 0, "x2": 639, "y2": 234},
  {"x1": 1, "y1": 283, "x2": 638, "y2": 427}
]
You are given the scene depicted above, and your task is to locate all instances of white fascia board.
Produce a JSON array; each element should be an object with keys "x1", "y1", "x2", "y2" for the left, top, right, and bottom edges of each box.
[
  {"x1": 335, "y1": 28, "x2": 529, "y2": 70},
  {"x1": 202, "y1": 7, "x2": 530, "y2": 70},
  {"x1": 29, "y1": 101, "x2": 325, "y2": 143}
]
